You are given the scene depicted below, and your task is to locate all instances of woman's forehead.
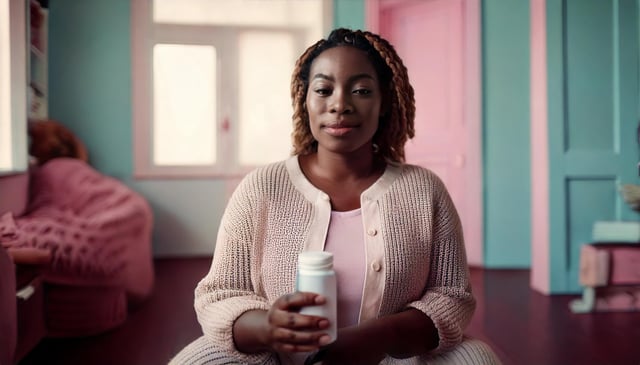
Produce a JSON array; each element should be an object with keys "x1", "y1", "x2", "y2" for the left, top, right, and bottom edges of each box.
[{"x1": 309, "y1": 46, "x2": 377, "y2": 79}]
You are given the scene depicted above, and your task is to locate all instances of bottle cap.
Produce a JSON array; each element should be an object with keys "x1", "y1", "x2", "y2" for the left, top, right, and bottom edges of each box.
[{"x1": 298, "y1": 251, "x2": 333, "y2": 270}]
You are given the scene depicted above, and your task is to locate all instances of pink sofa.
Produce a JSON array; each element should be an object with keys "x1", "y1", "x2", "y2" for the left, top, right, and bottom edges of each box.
[{"x1": 0, "y1": 158, "x2": 154, "y2": 362}]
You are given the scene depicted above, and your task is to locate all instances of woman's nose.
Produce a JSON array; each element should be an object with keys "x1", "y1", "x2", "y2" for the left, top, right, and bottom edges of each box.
[{"x1": 329, "y1": 91, "x2": 353, "y2": 114}]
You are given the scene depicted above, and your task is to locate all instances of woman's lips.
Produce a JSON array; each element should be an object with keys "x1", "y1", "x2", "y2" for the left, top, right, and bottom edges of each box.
[{"x1": 324, "y1": 124, "x2": 355, "y2": 137}]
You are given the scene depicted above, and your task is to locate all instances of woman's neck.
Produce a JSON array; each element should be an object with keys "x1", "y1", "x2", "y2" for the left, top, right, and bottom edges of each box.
[
  {"x1": 308, "y1": 148, "x2": 383, "y2": 182},
  {"x1": 298, "y1": 149, "x2": 386, "y2": 211}
]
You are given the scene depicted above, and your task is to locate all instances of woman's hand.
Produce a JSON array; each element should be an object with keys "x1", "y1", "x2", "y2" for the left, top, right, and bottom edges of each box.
[
  {"x1": 233, "y1": 292, "x2": 332, "y2": 354},
  {"x1": 265, "y1": 292, "x2": 333, "y2": 353}
]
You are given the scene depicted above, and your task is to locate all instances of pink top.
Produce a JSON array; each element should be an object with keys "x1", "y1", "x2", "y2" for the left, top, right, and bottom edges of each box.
[
  {"x1": 285, "y1": 209, "x2": 367, "y2": 364},
  {"x1": 324, "y1": 208, "x2": 366, "y2": 328}
]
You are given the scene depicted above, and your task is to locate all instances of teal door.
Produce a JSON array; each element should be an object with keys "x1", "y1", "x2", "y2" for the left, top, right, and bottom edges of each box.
[{"x1": 547, "y1": 0, "x2": 640, "y2": 293}]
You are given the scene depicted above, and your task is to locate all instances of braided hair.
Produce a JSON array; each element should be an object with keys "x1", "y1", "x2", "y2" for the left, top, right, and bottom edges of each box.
[{"x1": 290, "y1": 28, "x2": 415, "y2": 163}]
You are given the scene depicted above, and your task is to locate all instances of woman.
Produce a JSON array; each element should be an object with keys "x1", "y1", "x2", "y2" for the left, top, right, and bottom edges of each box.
[{"x1": 171, "y1": 28, "x2": 500, "y2": 365}]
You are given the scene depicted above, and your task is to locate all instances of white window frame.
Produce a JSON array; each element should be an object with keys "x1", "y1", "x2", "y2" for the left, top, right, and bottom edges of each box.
[
  {"x1": 0, "y1": 0, "x2": 28, "y2": 175},
  {"x1": 131, "y1": 0, "x2": 332, "y2": 179}
]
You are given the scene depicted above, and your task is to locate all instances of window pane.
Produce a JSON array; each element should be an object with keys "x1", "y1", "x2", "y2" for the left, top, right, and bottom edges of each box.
[
  {"x1": 0, "y1": 0, "x2": 27, "y2": 174},
  {"x1": 153, "y1": 44, "x2": 216, "y2": 166},
  {"x1": 238, "y1": 31, "x2": 294, "y2": 166},
  {"x1": 0, "y1": 0, "x2": 11, "y2": 170}
]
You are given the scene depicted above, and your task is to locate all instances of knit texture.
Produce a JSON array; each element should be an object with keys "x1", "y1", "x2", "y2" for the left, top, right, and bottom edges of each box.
[
  {"x1": 0, "y1": 158, "x2": 154, "y2": 300},
  {"x1": 193, "y1": 157, "x2": 475, "y2": 363}
]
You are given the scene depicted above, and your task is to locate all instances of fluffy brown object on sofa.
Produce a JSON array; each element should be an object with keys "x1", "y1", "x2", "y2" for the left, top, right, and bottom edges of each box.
[{"x1": 28, "y1": 120, "x2": 89, "y2": 166}]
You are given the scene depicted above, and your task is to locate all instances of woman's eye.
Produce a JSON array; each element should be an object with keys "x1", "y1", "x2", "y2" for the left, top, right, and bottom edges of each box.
[
  {"x1": 353, "y1": 89, "x2": 372, "y2": 95},
  {"x1": 314, "y1": 88, "x2": 331, "y2": 96}
]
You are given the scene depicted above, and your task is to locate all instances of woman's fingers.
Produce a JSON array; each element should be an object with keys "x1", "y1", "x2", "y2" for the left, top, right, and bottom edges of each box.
[
  {"x1": 270, "y1": 328, "x2": 328, "y2": 353},
  {"x1": 268, "y1": 310, "x2": 328, "y2": 335},
  {"x1": 274, "y1": 311, "x2": 329, "y2": 330},
  {"x1": 275, "y1": 292, "x2": 326, "y2": 311},
  {"x1": 270, "y1": 292, "x2": 329, "y2": 330},
  {"x1": 272, "y1": 327, "x2": 316, "y2": 343},
  {"x1": 264, "y1": 292, "x2": 332, "y2": 353}
]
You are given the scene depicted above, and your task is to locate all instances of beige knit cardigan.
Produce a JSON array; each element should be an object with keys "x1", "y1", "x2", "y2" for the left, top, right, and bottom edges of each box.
[{"x1": 194, "y1": 156, "x2": 475, "y2": 364}]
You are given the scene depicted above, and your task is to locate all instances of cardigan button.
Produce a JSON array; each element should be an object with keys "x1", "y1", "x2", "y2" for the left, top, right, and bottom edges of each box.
[
  {"x1": 372, "y1": 261, "x2": 382, "y2": 272},
  {"x1": 367, "y1": 228, "x2": 378, "y2": 236}
]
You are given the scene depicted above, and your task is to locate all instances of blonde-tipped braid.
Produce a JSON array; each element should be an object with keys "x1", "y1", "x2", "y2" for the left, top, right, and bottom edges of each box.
[
  {"x1": 290, "y1": 29, "x2": 416, "y2": 163},
  {"x1": 290, "y1": 39, "x2": 324, "y2": 157},
  {"x1": 361, "y1": 31, "x2": 415, "y2": 163}
]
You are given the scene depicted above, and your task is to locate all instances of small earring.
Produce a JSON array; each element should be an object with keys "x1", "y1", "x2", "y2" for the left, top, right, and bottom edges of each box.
[{"x1": 372, "y1": 143, "x2": 380, "y2": 153}]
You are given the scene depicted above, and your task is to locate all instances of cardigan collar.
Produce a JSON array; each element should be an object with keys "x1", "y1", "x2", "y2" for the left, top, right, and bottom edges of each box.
[{"x1": 285, "y1": 155, "x2": 402, "y2": 204}]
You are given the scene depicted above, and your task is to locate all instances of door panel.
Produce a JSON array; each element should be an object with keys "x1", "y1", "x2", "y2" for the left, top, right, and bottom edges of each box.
[
  {"x1": 547, "y1": 0, "x2": 639, "y2": 293},
  {"x1": 377, "y1": 0, "x2": 479, "y2": 261}
]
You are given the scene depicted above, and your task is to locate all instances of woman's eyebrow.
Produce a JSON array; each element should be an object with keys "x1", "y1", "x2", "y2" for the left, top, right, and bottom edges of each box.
[
  {"x1": 311, "y1": 73, "x2": 375, "y2": 82},
  {"x1": 311, "y1": 73, "x2": 333, "y2": 81}
]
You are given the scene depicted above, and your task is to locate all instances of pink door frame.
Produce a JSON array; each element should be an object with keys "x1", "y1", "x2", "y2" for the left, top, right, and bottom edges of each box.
[
  {"x1": 366, "y1": 0, "x2": 484, "y2": 266},
  {"x1": 529, "y1": 0, "x2": 550, "y2": 293}
]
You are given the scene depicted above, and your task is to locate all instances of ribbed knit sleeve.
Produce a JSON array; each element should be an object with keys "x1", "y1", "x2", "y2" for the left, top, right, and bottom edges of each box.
[
  {"x1": 405, "y1": 169, "x2": 475, "y2": 354},
  {"x1": 193, "y1": 169, "x2": 274, "y2": 364}
]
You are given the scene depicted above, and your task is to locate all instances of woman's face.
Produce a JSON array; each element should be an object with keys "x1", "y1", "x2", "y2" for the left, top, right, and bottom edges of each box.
[{"x1": 305, "y1": 46, "x2": 382, "y2": 156}]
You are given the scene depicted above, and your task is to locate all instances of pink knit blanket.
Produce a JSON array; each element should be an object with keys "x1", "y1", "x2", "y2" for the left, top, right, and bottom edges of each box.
[{"x1": 0, "y1": 158, "x2": 153, "y2": 295}]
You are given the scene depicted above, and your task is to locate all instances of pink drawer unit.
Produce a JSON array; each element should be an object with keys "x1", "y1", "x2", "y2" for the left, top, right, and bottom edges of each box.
[
  {"x1": 570, "y1": 243, "x2": 640, "y2": 313},
  {"x1": 609, "y1": 247, "x2": 640, "y2": 284}
]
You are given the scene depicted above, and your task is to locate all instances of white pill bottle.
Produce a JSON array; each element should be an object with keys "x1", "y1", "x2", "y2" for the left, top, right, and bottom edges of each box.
[{"x1": 296, "y1": 251, "x2": 338, "y2": 343}]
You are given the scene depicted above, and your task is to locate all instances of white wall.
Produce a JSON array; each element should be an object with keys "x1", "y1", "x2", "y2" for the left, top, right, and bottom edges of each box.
[{"x1": 127, "y1": 179, "x2": 238, "y2": 257}]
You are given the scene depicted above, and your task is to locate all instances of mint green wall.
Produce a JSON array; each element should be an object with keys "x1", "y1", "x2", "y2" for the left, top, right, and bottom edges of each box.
[
  {"x1": 48, "y1": 0, "x2": 132, "y2": 180},
  {"x1": 481, "y1": 0, "x2": 531, "y2": 268},
  {"x1": 333, "y1": 0, "x2": 365, "y2": 30}
]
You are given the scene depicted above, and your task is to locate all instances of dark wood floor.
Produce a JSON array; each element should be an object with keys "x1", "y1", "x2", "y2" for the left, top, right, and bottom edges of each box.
[{"x1": 19, "y1": 258, "x2": 640, "y2": 365}]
